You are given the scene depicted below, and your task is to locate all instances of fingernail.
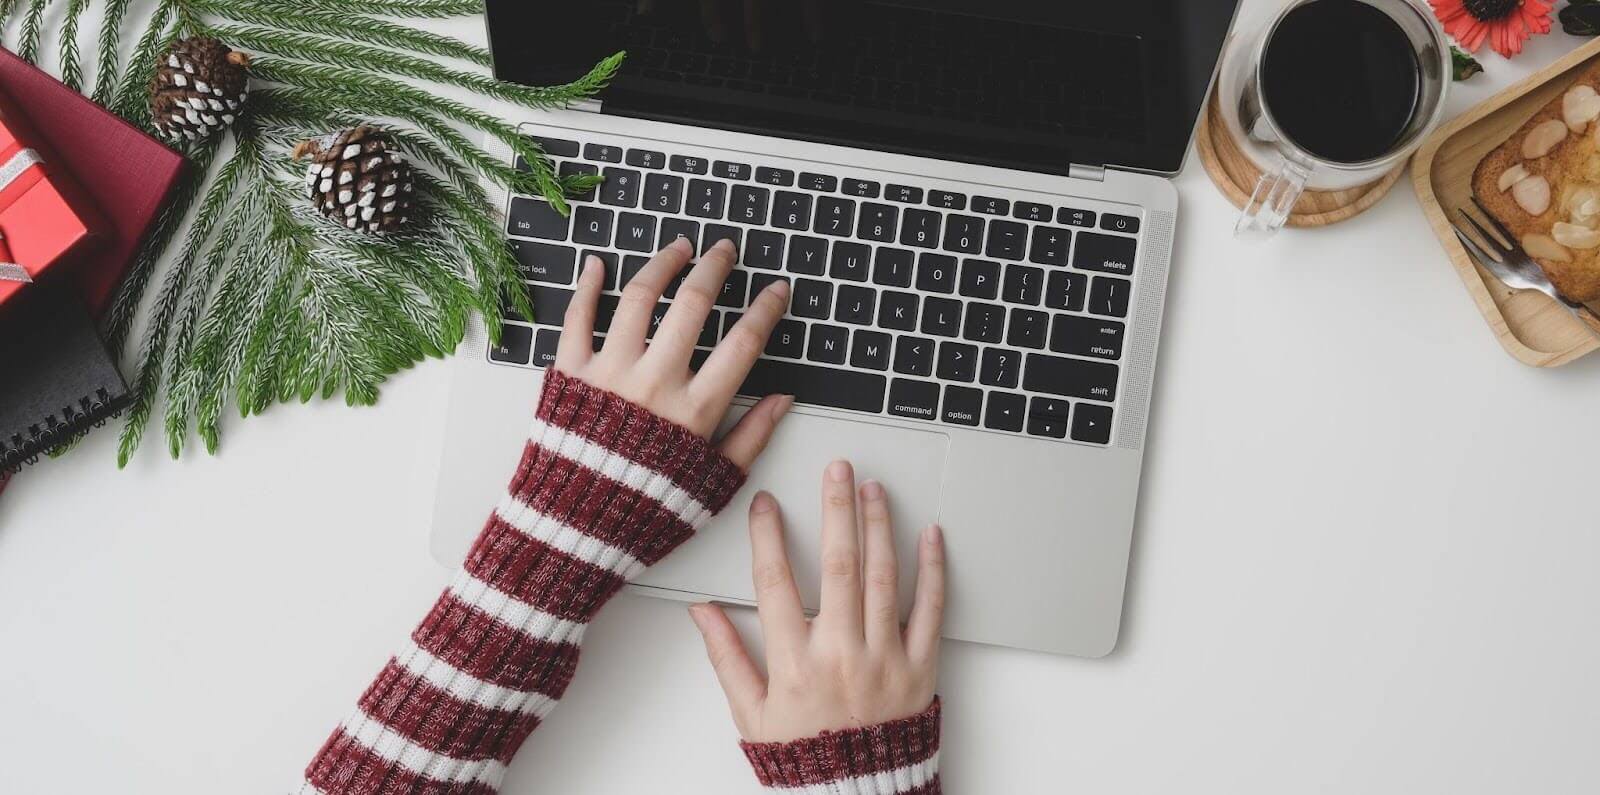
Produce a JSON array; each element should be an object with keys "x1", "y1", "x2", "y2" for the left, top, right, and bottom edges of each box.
[
  {"x1": 670, "y1": 236, "x2": 694, "y2": 253},
  {"x1": 583, "y1": 255, "x2": 602, "y2": 277},
  {"x1": 924, "y1": 524, "x2": 943, "y2": 545},
  {"x1": 768, "y1": 279, "x2": 791, "y2": 297},
  {"x1": 861, "y1": 479, "x2": 885, "y2": 500},
  {"x1": 687, "y1": 603, "x2": 709, "y2": 627},
  {"x1": 714, "y1": 238, "x2": 736, "y2": 253},
  {"x1": 772, "y1": 394, "x2": 795, "y2": 419},
  {"x1": 826, "y1": 459, "x2": 853, "y2": 483},
  {"x1": 751, "y1": 490, "x2": 778, "y2": 513}
]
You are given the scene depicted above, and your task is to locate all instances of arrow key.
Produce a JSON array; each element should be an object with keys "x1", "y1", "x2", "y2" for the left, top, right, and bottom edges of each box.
[
  {"x1": 1071, "y1": 403, "x2": 1114, "y2": 444},
  {"x1": 984, "y1": 391, "x2": 1026, "y2": 432},
  {"x1": 1027, "y1": 397, "x2": 1069, "y2": 438}
]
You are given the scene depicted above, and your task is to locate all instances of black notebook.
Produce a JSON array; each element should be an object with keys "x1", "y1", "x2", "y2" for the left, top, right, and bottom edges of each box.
[{"x1": 0, "y1": 278, "x2": 132, "y2": 473}]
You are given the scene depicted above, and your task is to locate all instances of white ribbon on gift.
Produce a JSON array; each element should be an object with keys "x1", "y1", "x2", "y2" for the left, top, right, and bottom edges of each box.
[{"x1": 0, "y1": 147, "x2": 45, "y2": 284}]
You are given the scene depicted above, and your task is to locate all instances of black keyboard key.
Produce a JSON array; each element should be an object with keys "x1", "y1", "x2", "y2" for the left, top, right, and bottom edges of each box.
[
  {"x1": 851, "y1": 330, "x2": 892, "y2": 370},
  {"x1": 1028, "y1": 397, "x2": 1070, "y2": 439},
  {"x1": 750, "y1": 273, "x2": 790, "y2": 301},
  {"x1": 916, "y1": 253, "x2": 957, "y2": 294},
  {"x1": 722, "y1": 311, "x2": 743, "y2": 337},
  {"x1": 508, "y1": 198, "x2": 570, "y2": 240},
  {"x1": 489, "y1": 323, "x2": 534, "y2": 364},
  {"x1": 1013, "y1": 202, "x2": 1051, "y2": 222},
  {"x1": 888, "y1": 378, "x2": 939, "y2": 421},
  {"x1": 807, "y1": 324, "x2": 849, "y2": 364},
  {"x1": 746, "y1": 230, "x2": 785, "y2": 270},
  {"x1": 1058, "y1": 207, "x2": 1096, "y2": 228},
  {"x1": 973, "y1": 196, "x2": 1010, "y2": 215},
  {"x1": 527, "y1": 285, "x2": 576, "y2": 327},
  {"x1": 644, "y1": 302, "x2": 673, "y2": 339},
  {"x1": 1051, "y1": 315, "x2": 1125, "y2": 360},
  {"x1": 1008, "y1": 308, "x2": 1049, "y2": 349},
  {"x1": 980, "y1": 348, "x2": 1021, "y2": 388},
  {"x1": 787, "y1": 236, "x2": 828, "y2": 275},
  {"x1": 1071, "y1": 403, "x2": 1114, "y2": 444},
  {"x1": 658, "y1": 217, "x2": 700, "y2": 251},
  {"x1": 962, "y1": 302, "x2": 1005, "y2": 343},
  {"x1": 900, "y1": 209, "x2": 942, "y2": 248},
  {"x1": 756, "y1": 167, "x2": 795, "y2": 186},
  {"x1": 670, "y1": 154, "x2": 709, "y2": 174},
  {"x1": 619, "y1": 256, "x2": 649, "y2": 290},
  {"x1": 835, "y1": 285, "x2": 876, "y2": 325},
  {"x1": 774, "y1": 191, "x2": 813, "y2": 230},
  {"x1": 843, "y1": 178, "x2": 880, "y2": 198},
  {"x1": 984, "y1": 391, "x2": 1025, "y2": 432},
  {"x1": 697, "y1": 311, "x2": 721, "y2": 348},
  {"x1": 582, "y1": 249, "x2": 619, "y2": 290},
  {"x1": 1029, "y1": 226, "x2": 1071, "y2": 266},
  {"x1": 985, "y1": 220, "x2": 1027, "y2": 261},
  {"x1": 511, "y1": 241, "x2": 577, "y2": 284},
  {"x1": 702, "y1": 224, "x2": 742, "y2": 256},
  {"x1": 1100, "y1": 213, "x2": 1140, "y2": 234},
  {"x1": 1002, "y1": 265, "x2": 1044, "y2": 305},
  {"x1": 584, "y1": 142, "x2": 623, "y2": 163},
  {"x1": 929, "y1": 190, "x2": 966, "y2": 210},
  {"x1": 1090, "y1": 276, "x2": 1131, "y2": 318},
  {"x1": 729, "y1": 185, "x2": 771, "y2": 226},
  {"x1": 687, "y1": 179, "x2": 727, "y2": 219},
  {"x1": 799, "y1": 172, "x2": 837, "y2": 192},
  {"x1": 873, "y1": 248, "x2": 914, "y2": 288},
  {"x1": 715, "y1": 161, "x2": 752, "y2": 180},
  {"x1": 941, "y1": 386, "x2": 982, "y2": 426},
  {"x1": 1073, "y1": 232, "x2": 1137, "y2": 276},
  {"x1": 942, "y1": 215, "x2": 984, "y2": 254},
  {"x1": 886, "y1": 184, "x2": 924, "y2": 204},
  {"x1": 879, "y1": 291, "x2": 919, "y2": 332},
  {"x1": 766, "y1": 318, "x2": 806, "y2": 357},
  {"x1": 643, "y1": 173, "x2": 684, "y2": 214},
  {"x1": 718, "y1": 270, "x2": 749, "y2": 308},
  {"x1": 936, "y1": 342, "x2": 977, "y2": 382},
  {"x1": 600, "y1": 167, "x2": 642, "y2": 207},
  {"x1": 594, "y1": 294, "x2": 621, "y2": 332},
  {"x1": 531, "y1": 328, "x2": 561, "y2": 368},
  {"x1": 616, "y1": 213, "x2": 658, "y2": 252},
  {"x1": 558, "y1": 161, "x2": 599, "y2": 202},
  {"x1": 858, "y1": 203, "x2": 898, "y2": 243},
  {"x1": 959, "y1": 259, "x2": 1000, "y2": 299},
  {"x1": 571, "y1": 206, "x2": 613, "y2": 247},
  {"x1": 893, "y1": 336, "x2": 934, "y2": 376},
  {"x1": 739, "y1": 359, "x2": 886, "y2": 414},
  {"x1": 792, "y1": 279, "x2": 833, "y2": 319},
  {"x1": 1024, "y1": 354, "x2": 1119, "y2": 402},
  {"x1": 814, "y1": 197, "x2": 856, "y2": 237},
  {"x1": 1044, "y1": 270, "x2": 1088, "y2": 311},
  {"x1": 921, "y1": 297, "x2": 962, "y2": 337},
  {"x1": 529, "y1": 136, "x2": 579, "y2": 157},
  {"x1": 830, "y1": 242, "x2": 871, "y2": 282},
  {"x1": 626, "y1": 149, "x2": 665, "y2": 169}
]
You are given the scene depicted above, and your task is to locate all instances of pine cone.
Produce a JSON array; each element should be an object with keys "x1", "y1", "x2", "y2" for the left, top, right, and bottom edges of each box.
[
  {"x1": 295, "y1": 126, "x2": 417, "y2": 235},
  {"x1": 149, "y1": 36, "x2": 250, "y2": 142}
]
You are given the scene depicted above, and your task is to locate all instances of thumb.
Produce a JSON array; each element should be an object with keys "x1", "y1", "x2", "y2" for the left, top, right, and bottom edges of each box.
[
  {"x1": 688, "y1": 603, "x2": 766, "y2": 732},
  {"x1": 716, "y1": 394, "x2": 794, "y2": 471}
]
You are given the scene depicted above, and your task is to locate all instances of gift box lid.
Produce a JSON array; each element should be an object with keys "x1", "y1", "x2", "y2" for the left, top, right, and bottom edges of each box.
[{"x1": 0, "y1": 84, "x2": 106, "y2": 306}]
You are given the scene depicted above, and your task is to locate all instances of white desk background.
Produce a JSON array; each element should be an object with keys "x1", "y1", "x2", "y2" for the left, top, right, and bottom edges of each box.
[{"x1": 2, "y1": 1, "x2": 1597, "y2": 792}]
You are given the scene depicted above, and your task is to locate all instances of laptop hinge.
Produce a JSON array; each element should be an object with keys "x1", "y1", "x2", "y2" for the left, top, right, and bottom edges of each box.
[
  {"x1": 1069, "y1": 163, "x2": 1106, "y2": 182},
  {"x1": 571, "y1": 99, "x2": 603, "y2": 114}
]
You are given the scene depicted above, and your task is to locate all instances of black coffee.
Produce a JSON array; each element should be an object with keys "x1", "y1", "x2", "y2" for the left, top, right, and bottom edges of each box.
[{"x1": 1262, "y1": 0, "x2": 1420, "y2": 163}]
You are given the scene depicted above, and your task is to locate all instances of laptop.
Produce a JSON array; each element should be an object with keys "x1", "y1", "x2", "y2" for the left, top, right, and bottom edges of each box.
[{"x1": 430, "y1": 0, "x2": 1241, "y2": 658}]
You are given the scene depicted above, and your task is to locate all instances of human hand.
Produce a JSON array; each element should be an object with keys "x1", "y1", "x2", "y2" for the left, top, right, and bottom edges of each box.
[
  {"x1": 689, "y1": 460, "x2": 946, "y2": 742},
  {"x1": 555, "y1": 237, "x2": 793, "y2": 468}
]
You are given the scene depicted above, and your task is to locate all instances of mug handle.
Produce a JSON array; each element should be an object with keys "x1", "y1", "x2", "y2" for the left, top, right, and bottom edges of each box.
[{"x1": 1235, "y1": 155, "x2": 1312, "y2": 239}]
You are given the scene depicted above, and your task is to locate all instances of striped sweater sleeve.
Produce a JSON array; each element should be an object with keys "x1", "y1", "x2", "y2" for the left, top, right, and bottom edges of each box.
[{"x1": 741, "y1": 699, "x2": 943, "y2": 794}]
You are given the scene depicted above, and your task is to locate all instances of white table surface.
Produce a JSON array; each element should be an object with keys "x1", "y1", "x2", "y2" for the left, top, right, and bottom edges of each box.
[{"x1": 3, "y1": 2, "x2": 1598, "y2": 792}]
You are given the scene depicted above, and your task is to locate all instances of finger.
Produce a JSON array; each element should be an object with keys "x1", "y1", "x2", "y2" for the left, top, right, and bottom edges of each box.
[
  {"x1": 688, "y1": 603, "x2": 767, "y2": 728},
  {"x1": 816, "y1": 459, "x2": 863, "y2": 642},
  {"x1": 604, "y1": 237, "x2": 693, "y2": 359},
  {"x1": 643, "y1": 238, "x2": 737, "y2": 373},
  {"x1": 748, "y1": 490, "x2": 807, "y2": 652},
  {"x1": 693, "y1": 278, "x2": 790, "y2": 407},
  {"x1": 859, "y1": 480, "x2": 901, "y2": 650},
  {"x1": 904, "y1": 524, "x2": 946, "y2": 663},
  {"x1": 716, "y1": 394, "x2": 794, "y2": 471},
  {"x1": 555, "y1": 255, "x2": 604, "y2": 372}
]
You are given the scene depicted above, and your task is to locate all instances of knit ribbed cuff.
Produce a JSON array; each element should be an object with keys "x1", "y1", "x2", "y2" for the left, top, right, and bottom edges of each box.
[{"x1": 741, "y1": 699, "x2": 943, "y2": 794}]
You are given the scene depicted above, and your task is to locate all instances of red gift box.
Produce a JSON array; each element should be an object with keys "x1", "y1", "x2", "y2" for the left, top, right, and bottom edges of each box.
[{"x1": 0, "y1": 85, "x2": 103, "y2": 305}]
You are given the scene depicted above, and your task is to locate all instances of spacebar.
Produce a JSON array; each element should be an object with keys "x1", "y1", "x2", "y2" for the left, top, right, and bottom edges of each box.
[{"x1": 737, "y1": 359, "x2": 887, "y2": 414}]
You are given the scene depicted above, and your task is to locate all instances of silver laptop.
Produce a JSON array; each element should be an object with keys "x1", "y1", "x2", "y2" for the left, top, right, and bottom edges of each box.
[{"x1": 430, "y1": 0, "x2": 1241, "y2": 658}]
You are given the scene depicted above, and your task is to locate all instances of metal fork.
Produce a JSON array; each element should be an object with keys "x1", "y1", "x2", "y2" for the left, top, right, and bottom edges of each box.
[{"x1": 1452, "y1": 199, "x2": 1600, "y2": 341}]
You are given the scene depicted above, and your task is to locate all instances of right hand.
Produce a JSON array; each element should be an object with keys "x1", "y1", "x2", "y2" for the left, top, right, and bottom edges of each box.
[{"x1": 689, "y1": 460, "x2": 947, "y2": 742}]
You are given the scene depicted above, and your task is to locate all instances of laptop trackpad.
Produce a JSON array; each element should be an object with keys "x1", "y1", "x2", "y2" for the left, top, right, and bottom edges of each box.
[{"x1": 631, "y1": 410, "x2": 950, "y2": 617}]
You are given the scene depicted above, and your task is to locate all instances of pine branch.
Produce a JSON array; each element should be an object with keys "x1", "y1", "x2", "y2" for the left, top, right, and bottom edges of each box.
[
  {"x1": 91, "y1": 0, "x2": 131, "y2": 104},
  {"x1": 190, "y1": 209, "x2": 281, "y2": 450},
  {"x1": 110, "y1": 1, "x2": 177, "y2": 124},
  {"x1": 0, "y1": 0, "x2": 19, "y2": 46},
  {"x1": 253, "y1": 0, "x2": 484, "y2": 19},
  {"x1": 18, "y1": 0, "x2": 49, "y2": 63},
  {"x1": 187, "y1": 0, "x2": 491, "y2": 66},
  {"x1": 57, "y1": 0, "x2": 89, "y2": 90}
]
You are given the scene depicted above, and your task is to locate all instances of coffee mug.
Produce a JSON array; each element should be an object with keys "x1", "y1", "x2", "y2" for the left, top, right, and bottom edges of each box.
[{"x1": 1214, "y1": 0, "x2": 1451, "y2": 237}]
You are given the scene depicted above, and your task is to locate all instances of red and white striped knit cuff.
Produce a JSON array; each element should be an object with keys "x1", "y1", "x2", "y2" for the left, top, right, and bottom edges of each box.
[{"x1": 741, "y1": 699, "x2": 943, "y2": 794}]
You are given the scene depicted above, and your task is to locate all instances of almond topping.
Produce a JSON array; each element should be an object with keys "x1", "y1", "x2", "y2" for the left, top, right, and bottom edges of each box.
[
  {"x1": 1521, "y1": 233, "x2": 1573, "y2": 262},
  {"x1": 1522, "y1": 119, "x2": 1569, "y2": 159},
  {"x1": 1552, "y1": 222, "x2": 1600, "y2": 249},
  {"x1": 1511, "y1": 174, "x2": 1552, "y2": 215},
  {"x1": 1498, "y1": 164, "x2": 1531, "y2": 192},
  {"x1": 1563, "y1": 84, "x2": 1600, "y2": 132}
]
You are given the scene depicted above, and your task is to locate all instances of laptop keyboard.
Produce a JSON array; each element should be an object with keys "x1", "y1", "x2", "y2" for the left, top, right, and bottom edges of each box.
[{"x1": 489, "y1": 127, "x2": 1142, "y2": 447}]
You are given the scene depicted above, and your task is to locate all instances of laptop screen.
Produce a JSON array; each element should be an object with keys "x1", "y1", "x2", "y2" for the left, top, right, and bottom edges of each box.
[{"x1": 485, "y1": 0, "x2": 1240, "y2": 177}]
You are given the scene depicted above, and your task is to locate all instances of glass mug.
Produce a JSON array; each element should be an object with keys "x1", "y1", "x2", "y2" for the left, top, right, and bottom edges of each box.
[{"x1": 1214, "y1": 0, "x2": 1451, "y2": 237}]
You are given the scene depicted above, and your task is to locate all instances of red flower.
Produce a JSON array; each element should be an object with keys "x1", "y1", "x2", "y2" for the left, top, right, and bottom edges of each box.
[{"x1": 1431, "y1": 0, "x2": 1553, "y2": 58}]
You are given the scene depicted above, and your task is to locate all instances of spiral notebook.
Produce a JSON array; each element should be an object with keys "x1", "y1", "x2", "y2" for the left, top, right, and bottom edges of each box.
[{"x1": 0, "y1": 278, "x2": 131, "y2": 473}]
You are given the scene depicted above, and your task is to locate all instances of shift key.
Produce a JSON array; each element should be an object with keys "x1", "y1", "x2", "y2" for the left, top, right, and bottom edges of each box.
[{"x1": 1023, "y1": 353, "x2": 1119, "y2": 402}]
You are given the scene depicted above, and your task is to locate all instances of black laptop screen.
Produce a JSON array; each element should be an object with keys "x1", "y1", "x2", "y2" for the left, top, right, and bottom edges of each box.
[{"x1": 485, "y1": 0, "x2": 1239, "y2": 176}]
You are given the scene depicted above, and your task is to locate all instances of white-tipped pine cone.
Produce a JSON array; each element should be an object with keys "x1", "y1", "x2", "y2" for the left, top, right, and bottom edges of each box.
[
  {"x1": 294, "y1": 126, "x2": 417, "y2": 235},
  {"x1": 149, "y1": 36, "x2": 250, "y2": 142}
]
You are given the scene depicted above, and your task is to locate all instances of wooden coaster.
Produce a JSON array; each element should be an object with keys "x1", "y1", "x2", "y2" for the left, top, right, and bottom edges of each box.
[{"x1": 1196, "y1": 94, "x2": 1406, "y2": 228}]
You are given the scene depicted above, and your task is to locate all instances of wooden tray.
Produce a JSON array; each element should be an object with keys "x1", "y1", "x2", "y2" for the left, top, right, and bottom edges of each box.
[{"x1": 1413, "y1": 39, "x2": 1600, "y2": 367}]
